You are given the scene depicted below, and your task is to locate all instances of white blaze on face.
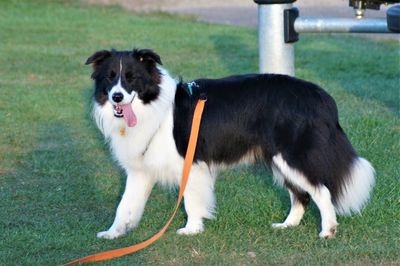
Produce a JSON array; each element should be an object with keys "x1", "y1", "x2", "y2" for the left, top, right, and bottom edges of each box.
[
  {"x1": 109, "y1": 57, "x2": 138, "y2": 127},
  {"x1": 109, "y1": 58, "x2": 136, "y2": 105}
]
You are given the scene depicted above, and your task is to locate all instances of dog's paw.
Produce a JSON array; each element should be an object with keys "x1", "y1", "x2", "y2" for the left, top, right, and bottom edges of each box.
[
  {"x1": 319, "y1": 225, "x2": 337, "y2": 239},
  {"x1": 272, "y1": 222, "x2": 289, "y2": 229},
  {"x1": 176, "y1": 225, "x2": 204, "y2": 235},
  {"x1": 97, "y1": 229, "x2": 124, "y2": 240}
]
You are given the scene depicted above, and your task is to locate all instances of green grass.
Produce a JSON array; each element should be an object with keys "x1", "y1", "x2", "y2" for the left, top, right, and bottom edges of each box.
[{"x1": 0, "y1": 0, "x2": 399, "y2": 265}]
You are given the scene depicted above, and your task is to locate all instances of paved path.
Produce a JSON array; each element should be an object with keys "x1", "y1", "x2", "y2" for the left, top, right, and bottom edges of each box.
[
  {"x1": 89, "y1": 0, "x2": 399, "y2": 40},
  {"x1": 165, "y1": 0, "x2": 392, "y2": 27}
]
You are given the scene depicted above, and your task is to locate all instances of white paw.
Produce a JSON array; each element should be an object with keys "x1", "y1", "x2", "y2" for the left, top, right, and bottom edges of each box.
[
  {"x1": 319, "y1": 225, "x2": 338, "y2": 239},
  {"x1": 272, "y1": 222, "x2": 289, "y2": 229},
  {"x1": 97, "y1": 229, "x2": 124, "y2": 240},
  {"x1": 176, "y1": 226, "x2": 204, "y2": 235}
]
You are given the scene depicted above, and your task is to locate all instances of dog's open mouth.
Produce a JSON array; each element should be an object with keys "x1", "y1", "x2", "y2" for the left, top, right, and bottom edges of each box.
[
  {"x1": 113, "y1": 103, "x2": 137, "y2": 127},
  {"x1": 113, "y1": 105, "x2": 124, "y2": 118}
]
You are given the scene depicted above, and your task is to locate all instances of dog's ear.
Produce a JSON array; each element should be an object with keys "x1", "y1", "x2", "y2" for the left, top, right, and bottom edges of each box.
[
  {"x1": 132, "y1": 49, "x2": 162, "y2": 65},
  {"x1": 85, "y1": 50, "x2": 112, "y2": 66}
]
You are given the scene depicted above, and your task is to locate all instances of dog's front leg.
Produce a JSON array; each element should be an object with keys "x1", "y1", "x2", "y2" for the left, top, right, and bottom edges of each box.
[
  {"x1": 97, "y1": 170, "x2": 154, "y2": 239},
  {"x1": 177, "y1": 165, "x2": 216, "y2": 235}
]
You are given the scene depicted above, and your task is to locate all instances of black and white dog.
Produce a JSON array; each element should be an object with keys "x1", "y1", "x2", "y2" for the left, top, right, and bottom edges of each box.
[{"x1": 86, "y1": 48, "x2": 375, "y2": 239}]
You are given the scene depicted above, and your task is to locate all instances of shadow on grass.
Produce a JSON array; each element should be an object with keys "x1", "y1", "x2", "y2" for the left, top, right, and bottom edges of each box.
[
  {"x1": 0, "y1": 121, "x2": 110, "y2": 264},
  {"x1": 296, "y1": 36, "x2": 399, "y2": 116},
  {"x1": 210, "y1": 31, "x2": 258, "y2": 74}
]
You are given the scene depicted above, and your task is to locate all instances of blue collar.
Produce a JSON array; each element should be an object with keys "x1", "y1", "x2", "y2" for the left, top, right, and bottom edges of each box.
[{"x1": 187, "y1": 81, "x2": 199, "y2": 96}]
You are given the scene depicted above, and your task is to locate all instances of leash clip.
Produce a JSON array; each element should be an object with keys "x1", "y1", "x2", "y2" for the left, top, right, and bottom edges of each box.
[{"x1": 199, "y1": 93, "x2": 207, "y2": 102}]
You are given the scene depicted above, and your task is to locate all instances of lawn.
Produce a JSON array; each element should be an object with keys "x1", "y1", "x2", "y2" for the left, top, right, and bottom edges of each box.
[{"x1": 0, "y1": 0, "x2": 399, "y2": 265}]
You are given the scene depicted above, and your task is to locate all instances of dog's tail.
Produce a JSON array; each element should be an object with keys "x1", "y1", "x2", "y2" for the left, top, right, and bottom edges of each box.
[{"x1": 334, "y1": 157, "x2": 376, "y2": 216}]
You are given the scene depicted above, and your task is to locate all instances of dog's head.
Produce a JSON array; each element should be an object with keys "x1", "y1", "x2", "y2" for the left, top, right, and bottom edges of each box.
[{"x1": 86, "y1": 49, "x2": 162, "y2": 122}]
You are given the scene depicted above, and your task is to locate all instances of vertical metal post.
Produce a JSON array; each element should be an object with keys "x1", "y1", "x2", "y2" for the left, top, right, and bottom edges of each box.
[
  {"x1": 257, "y1": 3, "x2": 295, "y2": 76},
  {"x1": 254, "y1": 0, "x2": 398, "y2": 76}
]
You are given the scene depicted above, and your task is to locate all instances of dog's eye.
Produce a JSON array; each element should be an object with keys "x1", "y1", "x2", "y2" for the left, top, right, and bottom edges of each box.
[
  {"x1": 125, "y1": 72, "x2": 137, "y2": 83},
  {"x1": 107, "y1": 71, "x2": 116, "y2": 81}
]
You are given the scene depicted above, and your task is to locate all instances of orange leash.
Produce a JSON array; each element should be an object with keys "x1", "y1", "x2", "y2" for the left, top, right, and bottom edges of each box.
[{"x1": 64, "y1": 99, "x2": 206, "y2": 265}]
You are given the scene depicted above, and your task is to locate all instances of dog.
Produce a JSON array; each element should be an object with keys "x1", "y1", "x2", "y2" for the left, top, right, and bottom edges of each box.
[{"x1": 85, "y1": 48, "x2": 375, "y2": 239}]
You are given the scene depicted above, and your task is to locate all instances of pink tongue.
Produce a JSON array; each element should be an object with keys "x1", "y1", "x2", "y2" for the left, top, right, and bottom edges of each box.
[{"x1": 120, "y1": 104, "x2": 137, "y2": 127}]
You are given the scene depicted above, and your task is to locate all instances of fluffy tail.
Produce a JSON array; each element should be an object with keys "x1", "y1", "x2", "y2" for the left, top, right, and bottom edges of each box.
[{"x1": 334, "y1": 157, "x2": 376, "y2": 216}]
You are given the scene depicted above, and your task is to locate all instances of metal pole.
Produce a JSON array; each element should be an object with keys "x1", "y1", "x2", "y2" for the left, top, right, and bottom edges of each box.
[
  {"x1": 295, "y1": 17, "x2": 391, "y2": 33},
  {"x1": 258, "y1": 4, "x2": 295, "y2": 76}
]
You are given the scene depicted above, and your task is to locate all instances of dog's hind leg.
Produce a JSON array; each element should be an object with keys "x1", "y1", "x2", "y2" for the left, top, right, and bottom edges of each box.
[
  {"x1": 272, "y1": 188, "x2": 310, "y2": 229},
  {"x1": 97, "y1": 169, "x2": 155, "y2": 239},
  {"x1": 272, "y1": 153, "x2": 338, "y2": 238},
  {"x1": 310, "y1": 185, "x2": 338, "y2": 239},
  {"x1": 271, "y1": 165, "x2": 310, "y2": 229},
  {"x1": 177, "y1": 163, "x2": 216, "y2": 235}
]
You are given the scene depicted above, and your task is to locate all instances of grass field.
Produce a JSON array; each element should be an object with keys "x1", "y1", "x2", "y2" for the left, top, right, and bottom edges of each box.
[{"x1": 0, "y1": 0, "x2": 399, "y2": 265}]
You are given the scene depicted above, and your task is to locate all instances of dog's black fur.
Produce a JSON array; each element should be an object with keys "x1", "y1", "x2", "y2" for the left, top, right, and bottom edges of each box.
[{"x1": 174, "y1": 74, "x2": 355, "y2": 205}]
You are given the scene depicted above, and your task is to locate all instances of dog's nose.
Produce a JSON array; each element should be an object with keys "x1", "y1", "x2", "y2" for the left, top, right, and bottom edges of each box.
[{"x1": 112, "y1": 92, "x2": 124, "y2": 103}]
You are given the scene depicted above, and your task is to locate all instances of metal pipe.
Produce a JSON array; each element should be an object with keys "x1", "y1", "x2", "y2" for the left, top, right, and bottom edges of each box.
[
  {"x1": 258, "y1": 4, "x2": 295, "y2": 75},
  {"x1": 294, "y1": 17, "x2": 390, "y2": 33}
]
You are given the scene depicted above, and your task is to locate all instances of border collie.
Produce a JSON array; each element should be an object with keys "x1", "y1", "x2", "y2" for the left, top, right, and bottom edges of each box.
[{"x1": 85, "y1": 48, "x2": 375, "y2": 239}]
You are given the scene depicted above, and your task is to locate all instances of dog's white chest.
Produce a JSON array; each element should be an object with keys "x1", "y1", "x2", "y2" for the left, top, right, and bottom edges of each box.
[{"x1": 109, "y1": 109, "x2": 183, "y2": 186}]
